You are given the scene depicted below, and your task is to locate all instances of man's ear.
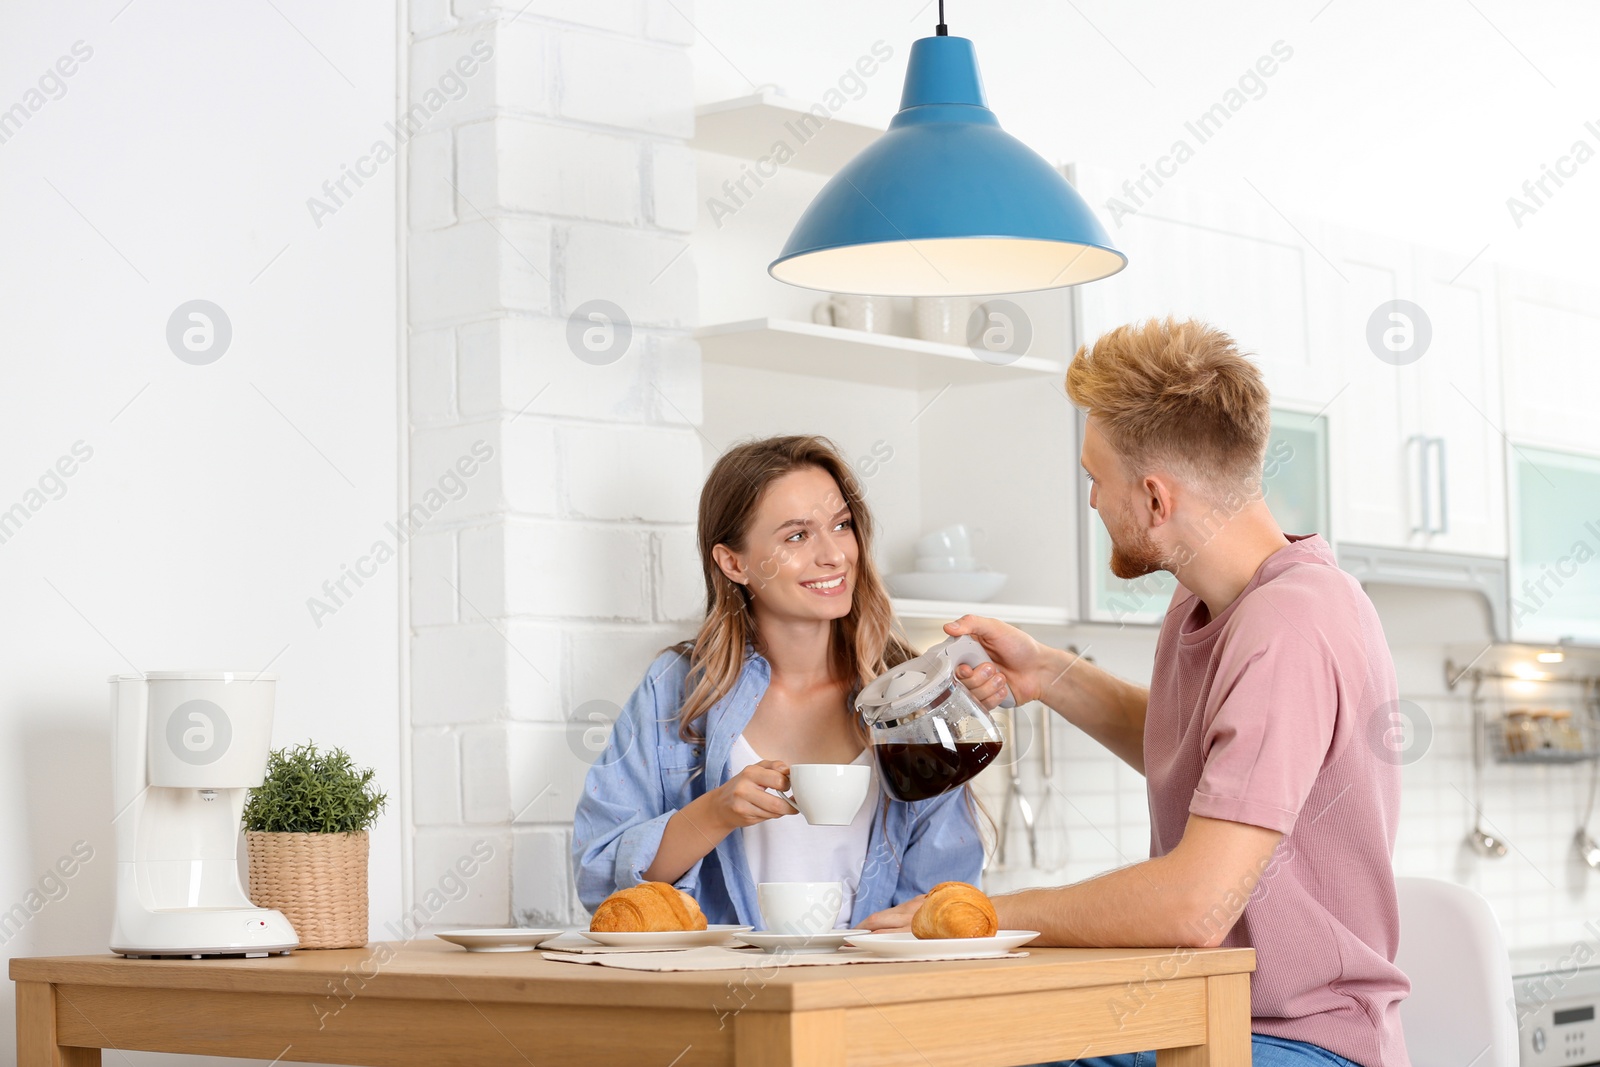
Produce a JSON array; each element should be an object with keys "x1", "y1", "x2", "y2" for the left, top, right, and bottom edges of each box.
[
  {"x1": 1142, "y1": 472, "x2": 1177, "y2": 528},
  {"x1": 711, "y1": 543, "x2": 748, "y2": 587}
]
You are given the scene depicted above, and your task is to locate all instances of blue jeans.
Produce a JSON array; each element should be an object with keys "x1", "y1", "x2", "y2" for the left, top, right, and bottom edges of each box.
[{"x1": 1043, "y1": 1033, "x2": 1361, "y2": 1066}]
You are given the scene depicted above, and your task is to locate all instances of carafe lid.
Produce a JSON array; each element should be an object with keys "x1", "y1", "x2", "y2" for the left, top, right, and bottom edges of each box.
[{"x1": 856, "y1": 634, "x2": 1013, "y2": 727}]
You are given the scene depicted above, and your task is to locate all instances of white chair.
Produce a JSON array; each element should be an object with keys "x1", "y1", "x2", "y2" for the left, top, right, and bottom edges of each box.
[{"x1": 1394, "y1": 876, "x2": 1519, "y2": 1067}]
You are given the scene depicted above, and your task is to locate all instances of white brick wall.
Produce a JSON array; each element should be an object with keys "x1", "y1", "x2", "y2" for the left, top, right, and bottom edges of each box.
[{"x1": 404, "y1": 0, "x2": 700, "y2": 927}]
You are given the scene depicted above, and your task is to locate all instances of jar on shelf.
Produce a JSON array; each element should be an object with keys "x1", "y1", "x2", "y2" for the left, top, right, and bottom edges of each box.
[
  {"x1": 1550, "y1": 709, "x2": 1582, "y2": 752},
  {"x1": 1505, "y1": 709, "x2": 1534, "y2": 756},
  {"x1": 1529, "y1": 709, "x2": 1559, "y2": 753}
]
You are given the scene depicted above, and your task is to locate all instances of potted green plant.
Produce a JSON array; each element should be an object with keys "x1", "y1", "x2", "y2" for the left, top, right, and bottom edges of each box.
[{"x1": 243, "y1": 743, "x2": 387, "y2": 949}]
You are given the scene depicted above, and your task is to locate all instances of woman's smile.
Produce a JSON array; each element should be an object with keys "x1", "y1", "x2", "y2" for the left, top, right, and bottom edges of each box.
[{"x1": 802, "y1": 573, "x2": 848, "y2": 596}]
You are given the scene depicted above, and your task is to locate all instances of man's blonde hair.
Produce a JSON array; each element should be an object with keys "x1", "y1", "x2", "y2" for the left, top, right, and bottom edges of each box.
[{"x1": 1065, "y1": 318, "x2": 1271, "y2": 496}]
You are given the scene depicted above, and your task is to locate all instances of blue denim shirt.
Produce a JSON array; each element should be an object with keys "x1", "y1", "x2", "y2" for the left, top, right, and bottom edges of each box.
[{"x1": 572, "y1": 648, "x2": 985, "y2": 927}]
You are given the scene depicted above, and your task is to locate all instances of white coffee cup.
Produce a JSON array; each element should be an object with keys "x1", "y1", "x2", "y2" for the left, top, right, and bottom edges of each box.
[
  {"x1": 812, "y1": 294, "x2": 893, "y2": 334},
  {"x1": 913, "y1": 296, "x2": 974, "y2": 345},
  {"x1": 780, "y1": 763, "x2": 872, "y2": 826},
  {"x1": 758, "y1": 881, "x2": 844, "y2": 934}
]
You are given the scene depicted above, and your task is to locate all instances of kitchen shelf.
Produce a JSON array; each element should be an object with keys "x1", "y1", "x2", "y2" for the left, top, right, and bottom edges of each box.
[
  {"x1": 1486, "y1": 711, "x2": 1598, "y2": 764},
  {"x1": 692, "y1": 92, "x2": 884, "y2": 175},
  {"x1": 696, "y1": 318, "x2": 1067, "y2": 388},
  {"x1": 892, "y1": 598, "x2": 1073, "y2": 628}
]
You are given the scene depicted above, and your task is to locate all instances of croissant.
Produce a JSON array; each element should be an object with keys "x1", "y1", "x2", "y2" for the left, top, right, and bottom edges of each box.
[
  {"x1": 912, "y1": 881, "x2": 999, "y2": 939},
  {"x1": 590, "y1": 882, "x2": 709, "y2": 933}
]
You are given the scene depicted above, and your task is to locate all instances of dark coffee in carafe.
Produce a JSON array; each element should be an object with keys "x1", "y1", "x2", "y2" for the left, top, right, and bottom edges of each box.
[{"x1": 873, "y1": 740, "x2": 1003, "y2": 803}]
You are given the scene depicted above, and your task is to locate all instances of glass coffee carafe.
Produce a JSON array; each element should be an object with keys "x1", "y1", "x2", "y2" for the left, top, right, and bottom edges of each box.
[{"x1": 855, "y1": 635, "x2": 1010, "y2": 802}]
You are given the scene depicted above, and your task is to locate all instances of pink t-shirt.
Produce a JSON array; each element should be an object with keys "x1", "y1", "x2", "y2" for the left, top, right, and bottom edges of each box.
[{"x1": 1145, "y1": 534, "x2": 1410, "y2": 1067}]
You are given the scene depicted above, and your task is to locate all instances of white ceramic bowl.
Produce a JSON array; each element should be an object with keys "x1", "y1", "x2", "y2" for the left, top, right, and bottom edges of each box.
[
  {"x1": 887, "y1": 571, "x2": 1006, "y2": 602},
  {"x1": 915, "y1": 555, "x2": 980, "y2": 573}
]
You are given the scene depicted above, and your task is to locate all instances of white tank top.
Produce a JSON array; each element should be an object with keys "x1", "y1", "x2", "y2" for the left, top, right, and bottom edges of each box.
[{"x1": 727, "y1": 734, "x2": 878, "y2": 929}]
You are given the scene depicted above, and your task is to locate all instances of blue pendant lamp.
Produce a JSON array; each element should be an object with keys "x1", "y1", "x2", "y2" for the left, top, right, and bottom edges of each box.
[{"x1": 770, "y1": 4, "x2": 1125, "y2": 297}]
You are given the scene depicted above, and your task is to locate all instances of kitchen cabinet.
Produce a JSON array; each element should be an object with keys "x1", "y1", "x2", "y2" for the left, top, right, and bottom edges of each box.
[
  {"x1": 1508, "y1": 444, "x2": 1600, "y2": 644},
  {"x1": 1071, "y1": 165, "x2": 1508, "y2": 559},
  {"x1": 1320, "y1": 228, "x2": 1507, "y2": 556},
  {"x1": 1079, "y1": 408, "x2": 1330, "y2": 625},
  {"x1": 1072, "y1": 164, "x2": 1342, "y2": 409},
  {"x1": 1498, "y1": 269, "x2": 1600, "y2": 453}
]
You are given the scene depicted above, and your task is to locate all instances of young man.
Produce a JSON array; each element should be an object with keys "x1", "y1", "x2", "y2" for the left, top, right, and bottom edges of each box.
[{"x1": 865, "y1": 319, "x2": 1410, "y2": 1067}]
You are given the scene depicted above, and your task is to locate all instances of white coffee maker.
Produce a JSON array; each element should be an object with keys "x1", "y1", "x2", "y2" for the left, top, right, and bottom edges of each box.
[{"x1": 110, "y1": 671, "x2": 298, "y2": 957}]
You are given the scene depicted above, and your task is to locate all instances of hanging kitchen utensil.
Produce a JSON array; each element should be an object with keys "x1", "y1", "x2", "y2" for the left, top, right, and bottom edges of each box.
[
  {"x1": 996, "y1": 705, "x2": 1037, "y2": 869},
  {"x1": 1031, "y1": 695, "x2": 1067, "y2": 871},
  {"x1": 1575, "y1": 762, "x2": 1600, "y2": 869},
  {"x1": 1466, "y1": 671, "x2": 1508, "y2": 858},
  {"x1": 1576, "y1": 679, "x2": 1600, "y2": 869},
  {"x1": 1030, "y1": 644, "x2": 1088, "y2": 872}
]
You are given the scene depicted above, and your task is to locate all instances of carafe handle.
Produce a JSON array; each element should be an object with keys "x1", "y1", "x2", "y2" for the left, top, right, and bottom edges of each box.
[{"x1": 943, "y1": 635, "x2": 1016, "y2": 709}]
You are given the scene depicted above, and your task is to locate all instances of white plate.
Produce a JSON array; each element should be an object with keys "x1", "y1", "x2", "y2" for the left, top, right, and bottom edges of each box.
[
  {"x1": 842, "y1": 930, "x2": 1040, "y2": 959},
  {"x1": 435, "y1": 928, "x2": 563, "y2": 952},
  {"x1": 580, "y1": 924, "x2": 753, "y2": 948},
  {"x1": 733, "y1": 930, "x2": 870, "y2": 954},
  {"x1": 886, "y1": 571, "x2": 1007, "y2": 602}
]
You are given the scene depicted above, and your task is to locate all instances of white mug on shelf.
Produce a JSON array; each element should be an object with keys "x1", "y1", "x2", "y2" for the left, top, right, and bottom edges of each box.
[
  {"x1": 912, "y1": 296, "x2": 974, "y2": 345},
  {"x1": 812, "y1": 294, "x2": 893, "y2": 334}
]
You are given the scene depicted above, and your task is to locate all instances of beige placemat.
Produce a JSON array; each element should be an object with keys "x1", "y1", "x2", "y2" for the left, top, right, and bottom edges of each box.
[
  {"x1": 542, "y1": 946, "x2": 1027, "y2": 971},
  {"x1": 536, "y1": 932, "x2": 704, "y2": 954}
]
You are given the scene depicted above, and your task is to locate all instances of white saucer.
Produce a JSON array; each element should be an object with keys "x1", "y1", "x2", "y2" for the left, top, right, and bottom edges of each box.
[
  {"x1": 842, "y1": 930, "x2": 1040, "y2": 959},
  {"x1": 435, "y1": 928, "x2": 562, "y2": 952},
  {"x1": 734, "y1": 930, "x2": 869, "y2": 954},
  {"x1": 580, "y1": 924, "x2": 752, "y2": 948}
]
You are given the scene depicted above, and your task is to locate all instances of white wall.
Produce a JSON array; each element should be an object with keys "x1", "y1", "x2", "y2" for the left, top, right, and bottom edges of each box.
[{"x1": 0, "y1": 3, "x2": 402, "y2": 1063}]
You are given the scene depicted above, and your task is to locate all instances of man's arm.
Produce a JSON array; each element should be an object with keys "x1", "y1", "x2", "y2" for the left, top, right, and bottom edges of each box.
[
  {"x1": 863, "y1": 815, "x2": 1282, "y2": 947},
  {"x1": 995, "y1": 815, "x2": 1281, "y2": 947},
  {"x1": 946, "y1": 616, "x2": 1151, "y2": 773}
]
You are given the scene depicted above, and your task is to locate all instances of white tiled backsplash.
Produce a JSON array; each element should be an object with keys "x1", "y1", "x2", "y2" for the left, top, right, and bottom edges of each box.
[{"x1": 976, "y1": 584, "x2": 1600, "y2": 955}]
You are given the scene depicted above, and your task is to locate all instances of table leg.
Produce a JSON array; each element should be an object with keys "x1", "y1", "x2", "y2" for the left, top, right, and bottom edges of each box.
[
  {"x1": 735, "y1": 1010, "x2": 846, "y2": 1067},
  {"x1": 16, "y1": 982, "x2": 101, "y2": 1067},
  {"x1": 1159, "y1": 973, "x2": 1250, "y2": 1067}
]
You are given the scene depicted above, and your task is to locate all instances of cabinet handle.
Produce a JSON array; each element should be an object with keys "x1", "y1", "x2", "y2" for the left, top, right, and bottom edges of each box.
[
  {"x1": 1408, "y1": 435, "x2": 1430, "y2": 537},
  {"x1": 1431, "y1": 436, "x2": 1449, "y2": 535}
]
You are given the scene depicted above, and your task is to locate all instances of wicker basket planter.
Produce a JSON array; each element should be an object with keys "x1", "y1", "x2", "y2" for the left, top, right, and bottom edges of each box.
[{"x1": 247, "y1": 830, "x2": 369, "y2": 949}]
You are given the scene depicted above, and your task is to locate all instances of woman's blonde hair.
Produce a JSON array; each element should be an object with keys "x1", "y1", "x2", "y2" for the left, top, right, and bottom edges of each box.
[
  {"x1": 1065, "y1": 317, "x2": 1271, "y2": 496},
  {"x1": 673, "y1": 435, "x2": 914, "y2": 740}
]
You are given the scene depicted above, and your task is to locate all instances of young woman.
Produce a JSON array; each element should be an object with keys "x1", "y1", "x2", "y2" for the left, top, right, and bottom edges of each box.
[{"x1": 572, "y1": 435, "x2": 990, "y2": 929}]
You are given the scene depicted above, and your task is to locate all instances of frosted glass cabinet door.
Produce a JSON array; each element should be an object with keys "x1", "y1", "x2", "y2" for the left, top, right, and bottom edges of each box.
[
  {"x1": 1263, "y1": 411, "x2": 1330, "y2": 538},
  {"x1": 1509, "y1": 445, "x2": 1600, "y2": 644},
  {"x1": 1081, "y1": 410, "x2": 1330, "y2": 625}
]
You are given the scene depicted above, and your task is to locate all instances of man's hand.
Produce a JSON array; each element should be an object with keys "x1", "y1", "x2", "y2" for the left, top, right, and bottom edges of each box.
[
  {"x1": 945, "y1": 615, "x2": 1050, "y2": 706},
  {"x1": 860, "y1": 894, "x2": 925, "y2": 933}
]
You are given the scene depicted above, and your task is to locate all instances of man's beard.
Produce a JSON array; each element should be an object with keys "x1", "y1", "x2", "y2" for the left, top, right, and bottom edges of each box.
[{"x1": 1106, "y1": 507, "x2": 1168, "y2": 580}]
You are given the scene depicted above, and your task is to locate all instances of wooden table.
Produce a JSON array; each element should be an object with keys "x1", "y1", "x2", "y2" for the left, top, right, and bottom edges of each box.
[{"x1": 13, "y1": 939, "x2": 1255, "y2": 1066}]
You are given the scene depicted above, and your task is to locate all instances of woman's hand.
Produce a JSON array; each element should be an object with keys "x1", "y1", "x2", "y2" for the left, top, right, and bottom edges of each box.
[
  {"x1": 946, "y1": 615, "x2": 1047, "y2": 706},
  {"x1": 702, "y1": 759, "x2": 796, "y2": 832},
  {"x1": 861, "y1": 894, "x2": 926, "y2": 933}
]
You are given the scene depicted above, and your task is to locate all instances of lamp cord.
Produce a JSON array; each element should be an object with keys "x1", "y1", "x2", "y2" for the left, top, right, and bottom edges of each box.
[{"x1": 936, "y1": 0, "x2": 947, "y2": 35}]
